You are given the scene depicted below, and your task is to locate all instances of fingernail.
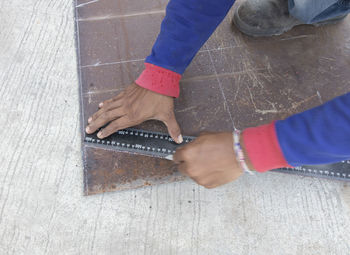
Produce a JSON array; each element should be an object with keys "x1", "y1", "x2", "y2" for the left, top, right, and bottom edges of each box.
[
  {"x1": 177, "y1": 134, "x2": 183, "y2": 144},
  {"x1": 99, "y1": 102, "x2": 103, "y2": 107},
  {"x1": 88, "y1": 117, "x2": 92, "y2": 123},
  {"x1": 85, "y1": 127, "x2": 90, "y2": 133},
  {"x1": 97, "y1": 131, "x2": 103, "y2": 138}
]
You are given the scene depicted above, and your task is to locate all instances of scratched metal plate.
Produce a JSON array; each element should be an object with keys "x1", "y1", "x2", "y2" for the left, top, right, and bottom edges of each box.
[{"x1": 75, "y1": 0, "x2": 350, "y2": 195}]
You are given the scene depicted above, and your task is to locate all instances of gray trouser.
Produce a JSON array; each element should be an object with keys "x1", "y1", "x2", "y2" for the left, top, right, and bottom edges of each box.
[{"x1": 289, "y1": 0, "x2": 350, "y2": 23}]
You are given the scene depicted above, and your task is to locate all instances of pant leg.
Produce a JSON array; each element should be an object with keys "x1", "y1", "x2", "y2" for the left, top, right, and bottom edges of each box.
[{"x1": 288, "y1": 0, "x2": 350, "y2": 24}]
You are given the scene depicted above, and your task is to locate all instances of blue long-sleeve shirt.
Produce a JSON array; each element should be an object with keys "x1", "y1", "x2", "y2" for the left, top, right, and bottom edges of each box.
[
  {"x1": 146, "y1": 0, "x2": 235, "y2": 74},
  {"x1": 135, "y1": 0, "x2": 350, "y2": 171}
]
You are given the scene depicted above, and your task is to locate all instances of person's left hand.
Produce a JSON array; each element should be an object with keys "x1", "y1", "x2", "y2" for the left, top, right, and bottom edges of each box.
[
  {"x1": 173, "y1": 132, "x2": 244, "y2": 189},
  {"x1": 85, "y1": 83, "x2": 182, "y2": 143}
]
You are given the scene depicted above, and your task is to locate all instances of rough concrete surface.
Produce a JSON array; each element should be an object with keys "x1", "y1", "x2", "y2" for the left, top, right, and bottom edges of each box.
[{"x1": 0, "y1": 1, "x2": 350, "y2": 254}]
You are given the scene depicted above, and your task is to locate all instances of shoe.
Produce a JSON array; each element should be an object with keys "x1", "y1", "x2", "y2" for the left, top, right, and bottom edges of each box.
[{"x1": 233, "y1": 0, "x2": 347, "y2": 37}]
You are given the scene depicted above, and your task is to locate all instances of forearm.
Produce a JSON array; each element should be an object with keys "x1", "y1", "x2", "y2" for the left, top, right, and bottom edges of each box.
[
  {"x1": 242, "y1": 92, "x2": 350, "y2": 172},
  {"x1": 136, "y1": 0, "x2": 235, "y2": 97}
]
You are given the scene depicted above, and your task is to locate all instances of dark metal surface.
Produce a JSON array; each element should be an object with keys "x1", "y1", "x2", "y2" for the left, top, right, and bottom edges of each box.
[
  {"x1": 75, "y1": 0, "x2": 350, "y2": 195},
  {"x1": 83, "y1": 146, "x2": 184, "y2": 195}
]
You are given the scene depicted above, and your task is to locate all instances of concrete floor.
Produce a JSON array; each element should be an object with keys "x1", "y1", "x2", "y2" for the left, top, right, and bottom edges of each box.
[{"x1": 1, "y1": 1, "x2": 350, "y2": 254}]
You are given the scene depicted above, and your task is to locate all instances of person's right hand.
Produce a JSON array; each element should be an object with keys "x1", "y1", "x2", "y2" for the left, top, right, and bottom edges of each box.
[
  {"x1": 85, "y1": 82, "x2": 183, "y2": 144},
  {"x1": 173, "y1": 132, "x2": 245, "y2": 188}
]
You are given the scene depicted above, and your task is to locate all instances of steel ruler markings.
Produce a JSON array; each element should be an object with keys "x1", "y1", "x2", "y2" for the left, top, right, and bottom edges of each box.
[
  {"x1": 84, "y1": 128, "x2": 195, "y2": 159},
  {"x1": 84, "y1": 128, "x2": 350, "y2": 181},
  {"x1": 273, "y1": 162, "x2": 350, "y2": 181}
]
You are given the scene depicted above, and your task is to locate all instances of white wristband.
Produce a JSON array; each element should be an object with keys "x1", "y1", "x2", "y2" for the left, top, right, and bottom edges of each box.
[{"x1": 233, "y1": 130, "x2": 254, "y2": 175}]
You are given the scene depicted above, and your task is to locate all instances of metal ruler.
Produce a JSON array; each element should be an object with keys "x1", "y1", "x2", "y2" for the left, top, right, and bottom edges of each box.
[
  {"x1": 84, "y1": 128, "x2": 350, "y2": 182},
  {"x1": 84, "y1": 128, "x2": 195, "y2": 158},
  {"x1": 272, "y1": 163, "x2": 350, "y2": 181}
]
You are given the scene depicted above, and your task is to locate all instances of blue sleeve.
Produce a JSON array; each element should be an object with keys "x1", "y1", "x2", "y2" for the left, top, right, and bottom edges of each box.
[
  {"x1": 276, "y1": 93, "x2": 350, "y2": 166},
  {"x1": 145, "y1": 0, "x2": 235, "y2": 74}
]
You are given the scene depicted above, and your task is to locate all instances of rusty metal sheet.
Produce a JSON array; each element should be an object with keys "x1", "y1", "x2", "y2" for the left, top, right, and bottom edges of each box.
[{"x1": 75, "y1": 0, "x2": 350, "y2": 195}]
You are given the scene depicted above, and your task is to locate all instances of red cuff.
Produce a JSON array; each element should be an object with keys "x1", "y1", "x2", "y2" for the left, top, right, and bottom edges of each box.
[
  {"x1": 135, "y1": 63, "x2": 182, "y2": 98},
  {"x1": 242, "y1": 121, "x2": 292, "y2": 172}
]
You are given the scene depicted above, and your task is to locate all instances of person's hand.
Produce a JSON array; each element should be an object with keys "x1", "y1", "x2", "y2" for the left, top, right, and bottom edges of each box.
[
  {"x1": 85, "y1": 83, "x2": 183, "y2": 143},
  {"x1": 174, "y1": 132, "x2": 246, "y2": 188}
]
